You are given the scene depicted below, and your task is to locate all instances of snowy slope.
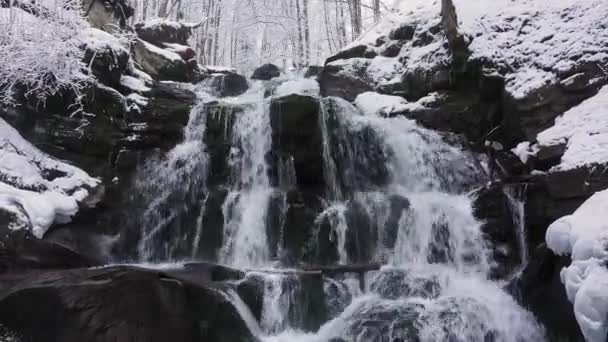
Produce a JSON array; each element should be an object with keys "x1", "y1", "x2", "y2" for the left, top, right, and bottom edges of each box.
[
  {"x1": 360, "y1": 0, "x2": 608, "y2": 100},
  {"x1": 546, "y1": 189, "x2": 608, "y2": 342},
  {"x1": 0, "y1": 118, "x2": 99, "y2": 238}
]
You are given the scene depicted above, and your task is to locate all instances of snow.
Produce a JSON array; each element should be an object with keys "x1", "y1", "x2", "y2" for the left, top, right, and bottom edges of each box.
[
  {"x1": 353, "y1": 0, "x2": 608, "y2": 101},
  {"x1": 204, "y1": 65, "x2": 238, "y2": 74},
  {"x1": 138, "y1": 38, "x2": 183, "y2": 63},
  {"x1": 0, "y1": 118, "x2": 99, "y2": 238},
  {"x1": 121, "y1": 75, "x2": 151, "y2": 93},
  {"x1": 138, "y1": 18, "x2": 183, "y2": 30},
  {"x1": 546, "y1": 189, "x2": 608, "y2": 342},
  {"x1": 511, "y1": 142, "x2": 532, "y2": 164},
  {"x1": 82, "y1": 27, "x2": 129, "y2": 56},
  {"x1": 534, "y1": 85, "x2": 608, "y2": 170},
  {"x1": 354, "y1": 92, "x2": 433, "y2": 117},
  {"x1": 454, "y1": 0, "x2": 608, "y2": 100},
  {"x1": 274, "y1": 78, "x2": 320, "y2": 97}
]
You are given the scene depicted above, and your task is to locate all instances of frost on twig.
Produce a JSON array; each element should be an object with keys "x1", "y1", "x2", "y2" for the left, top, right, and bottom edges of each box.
[{"x1": 0, "y1": 0, "x2": 92, "y2": 117}]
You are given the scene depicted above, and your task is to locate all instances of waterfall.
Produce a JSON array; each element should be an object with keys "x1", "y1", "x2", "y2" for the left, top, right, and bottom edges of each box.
[
  {"x1": 218, "y1": 83, "x2": 273, "y2": 268},
  {"x1": 129, "y1": 76, "x2": 545, "y2": 342}
]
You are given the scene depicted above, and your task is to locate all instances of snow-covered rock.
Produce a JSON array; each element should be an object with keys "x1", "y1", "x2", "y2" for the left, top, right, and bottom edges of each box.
[
  {"x1": 82, "y1": 28, "x2": 130, "y2": 87},
  {"x1": 546, "y1": 189, "x2": 608, "y2": 342},
  {"x1": 131, "y1": 38, "x2": 190, "y2": 82},
  {"x1": 533, "y1": 85, "x2": 608, "y2": 171},
  {"x1": 274, "y1": 78, "x2": 320, "y2": 98},
  {"x1": 0, "y1": 118, "x2": 100, "y2": 238},
  {"x1": 135, "y1": 19, "x2": 192, "y2": 47}
]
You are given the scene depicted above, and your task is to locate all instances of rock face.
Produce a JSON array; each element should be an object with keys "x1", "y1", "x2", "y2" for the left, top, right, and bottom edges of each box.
[
  {"x1": 269, "y1": 94, "x2": 323, "y2": 189},
  {"x1": 510, "y1": 245, "x2": 583, "y2": 341},
  {"x1": 251, "y1": 64, "x2": 281, "y2": 81},
  {"x1": 0, "y1": 265, "x2": 258, "y2": 342}
]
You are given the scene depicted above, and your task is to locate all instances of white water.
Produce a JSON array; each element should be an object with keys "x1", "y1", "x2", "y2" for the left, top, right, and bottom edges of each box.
[
  {"x1": 136, "y1": 87, "x2": 212, "y2": 261},
  {"x1": 258, "y1": 95, "x2": 544, "y2": 341},
  {"x1": 218, "y1": 83, "x2": 274, "y2": 268},
  {"x1": 133, "y1": 78, "x2": 545, "y2": 341}
]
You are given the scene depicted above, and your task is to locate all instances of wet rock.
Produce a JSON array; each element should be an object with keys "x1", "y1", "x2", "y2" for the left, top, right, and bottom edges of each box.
[
  {"x1": 203, "y1": 101, "x2": 244, "y2": 187},
  {"x1": 281, "y1": 190, "x2": 325, "y2": 265},
  {"x1": 344, "y1": 200, "x2": 376, "y2": 263},
  {"x1": 193, "y1": 188, "x2": 228, "y2": 261},
  {"x1": 207, "y1": 73, "x2": 249, "y2": 97},
  {"x1": 132, "y1": 39, "x2": 190, "y2": 82},
  {"x1": 325, "y1": 44, "x2": 377, "y2": 64},
  {"x1": 269, "y1": 94, "x2": 323, "y2": 189},
  {"x1": 321, "y1": 97, "x2": 390, "y2": 193},
  {"x1": 511, "y1": 244, "x2": 583, "y2": 341},
  {"x1": 383, "y1": 195, "x2": 410, "y2": 250},
  {"x1": 0, "y1": 266, "x2": 257, "y2": 342},
  {"x1": 251, "y1": 64, "x2": 281, "y2": 81},
  {"x1": 135, "y1": 20, "x2": 192, "y2": 47},
  {"x1": 471, "y1": 184, "x2": 522, "y2": 279},
  {"x1": 426, "y1": 219, "x2": 454, "y2": 264}
]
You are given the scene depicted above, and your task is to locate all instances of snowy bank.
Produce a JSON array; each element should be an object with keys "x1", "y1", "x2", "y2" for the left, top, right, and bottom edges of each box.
[
  {"x1": 546, "y1": 189, "x2": 608, "y2": 342},
  {"x1": 0, "y1": 118, "x2": 99, "y2": 238}
]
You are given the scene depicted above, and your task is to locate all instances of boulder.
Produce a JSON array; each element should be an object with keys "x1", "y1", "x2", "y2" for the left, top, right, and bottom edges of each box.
[
  {"x1": 269, "y1": 94, "x2": 323, "y2": 189},
  {"x1": 207, "y1": 73, "x2": 249, "y2": 97},
  {"x1": 135, "y1": 20, "x2": 192, "y2": 47},
  {"x1": 251, "y1": 64, "x2": 281, "y2": 81},
  {"x1": 325, "y1": 44, "x2": 377, "y2": 65},
  {"x1": 83, "y1": 0, "x2": 134, "y2": 32},
  {"x1": 303, "y1": 66, "x2": 323, "y2": 79},
  {"x1": 82, "y1": 28, "x2": 130, "y2": 88},
  {"x1": 319, "y1": 59, "x2": 373, "y2": 102},
  {"x1": 0, "y1": 209, "x2": 97, "y2": 273},
  {"x1": 132, "y1": 39, "x2": 190, "y2": 82},
  {"x1": 0, "y1": 265, "x2": 257, "y2": 342}
]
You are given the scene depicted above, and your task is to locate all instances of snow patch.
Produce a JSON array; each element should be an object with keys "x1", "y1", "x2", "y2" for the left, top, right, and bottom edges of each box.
[
  {"x1": 546, "y1": 189, "x2": 608, "y2": 342},
  {"x1": 0, "y1": 118, "x2": 99, "y2": 237},
  {"x1": 274, "y1": 78, "x2": 320, "y2": 97},
  {"x1": 354, "y1": 92, "x2": 431, "y2": 117},
  {"x1": 121, "y1": 75, "x2": 151, "y2": 93},
  {"x1": 536, "y1": 85, "x2": 608, "y2": 170}
]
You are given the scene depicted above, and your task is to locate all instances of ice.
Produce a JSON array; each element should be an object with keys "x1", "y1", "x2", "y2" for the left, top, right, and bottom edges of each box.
[{"x1": 546, "y1": 189, "x2": 608, "y2": 342}]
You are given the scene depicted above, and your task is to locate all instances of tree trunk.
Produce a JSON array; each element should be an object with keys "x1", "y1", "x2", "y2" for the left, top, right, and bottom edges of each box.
[{"x1": 302, "y1": 0, "x2": 310, "y2": 65}]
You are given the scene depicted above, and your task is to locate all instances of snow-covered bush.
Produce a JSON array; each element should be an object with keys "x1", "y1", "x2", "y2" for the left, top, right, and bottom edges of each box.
[{"x1": 0, "y1": 1, "x2": 91, "y2": 115}]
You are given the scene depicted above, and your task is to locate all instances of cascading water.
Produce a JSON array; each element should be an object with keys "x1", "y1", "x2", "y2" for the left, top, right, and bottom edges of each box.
[
  {"x1": 129, "y1": 76, "x2": 545, "y2": 342},
  {"x1": 218, "y1": 83, "x2": 273, "y2": 268}
]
